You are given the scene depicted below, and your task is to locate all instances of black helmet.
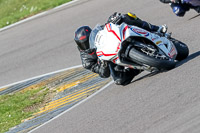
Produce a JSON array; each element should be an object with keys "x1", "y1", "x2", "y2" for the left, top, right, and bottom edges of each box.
[{"x1": 74, "y1": 26, "x2": 92, "y2": 50}]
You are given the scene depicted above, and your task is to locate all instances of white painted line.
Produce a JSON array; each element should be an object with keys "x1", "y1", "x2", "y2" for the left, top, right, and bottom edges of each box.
[
  {"x1": 29, "y1": 80, "x2": 114, "y2": 133},
  {"x1": 53, "y1": 0, "x2": 79, "y2": 10},
  {"x1": 0, "y1": 65, "x2": 82, "y2": 89},
  {"x1": 0, "y1": 0, "x2": 82, "y2": 87},
  {"x1": 0, "y1": 0, "x2": 80, "y2": 32}
]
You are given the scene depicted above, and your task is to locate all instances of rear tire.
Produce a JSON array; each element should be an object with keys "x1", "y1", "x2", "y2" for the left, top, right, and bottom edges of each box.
[{"x1": 128, "y1": 48, "x2": 176, "y2": 70}]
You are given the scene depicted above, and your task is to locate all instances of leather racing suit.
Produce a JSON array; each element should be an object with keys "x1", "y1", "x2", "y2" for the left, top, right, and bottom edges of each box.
[{"x1": 79, "y1": 12, "x2": 164, "y2": 85}]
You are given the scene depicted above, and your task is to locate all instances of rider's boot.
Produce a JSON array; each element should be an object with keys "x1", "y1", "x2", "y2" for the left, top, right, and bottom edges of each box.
[{"x1": 109, "y1": 62, "x2": 141, "y2": 86}]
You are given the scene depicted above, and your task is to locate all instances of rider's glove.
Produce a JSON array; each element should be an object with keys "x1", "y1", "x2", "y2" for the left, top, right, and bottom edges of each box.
[
  {"x1": 99, "y1": 60, "x2": 108, "y2": 67},
  {"x1": 158, "y1": 24, "x2": 168, "y2": 34},
  {"x1": 98, "y1": 60, "x2": 110, "y2": 78},
  {"x1": 107, "y1": 12, "x2": 122, "y2": 24}
]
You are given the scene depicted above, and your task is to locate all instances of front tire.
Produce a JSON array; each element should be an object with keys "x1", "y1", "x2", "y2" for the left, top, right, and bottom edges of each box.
[
  {"x1": 170, "y1": 38, "x2": 189, "y2": 61},
  {"x1": 128, "y1": 48, "x2": 176, "y2": 70}
]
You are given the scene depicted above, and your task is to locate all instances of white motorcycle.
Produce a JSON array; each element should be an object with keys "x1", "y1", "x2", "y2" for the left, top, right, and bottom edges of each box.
[{"x1": 89, "y1": 23, "x2": 189, "y2": 72}]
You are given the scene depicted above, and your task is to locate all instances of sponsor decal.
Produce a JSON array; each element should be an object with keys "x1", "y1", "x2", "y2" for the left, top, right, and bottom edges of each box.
[
  {"x1": 130, "y1": 27, "x2": 149, "y2": 37},
  {"x1": 168, "y1": 47, "x2": 176, "y2": 58},
  {"x1": 156, "y1": 41, "x2": 162, "y2": 45}
]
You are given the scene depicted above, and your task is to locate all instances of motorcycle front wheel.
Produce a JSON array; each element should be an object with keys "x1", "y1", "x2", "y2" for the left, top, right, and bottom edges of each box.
[
  {"x1": 128, "y1": 48, "x2": 176, "y2": 70},
  {"x1": 170, "y1": 38, "x2": 189, "y2": 61}
]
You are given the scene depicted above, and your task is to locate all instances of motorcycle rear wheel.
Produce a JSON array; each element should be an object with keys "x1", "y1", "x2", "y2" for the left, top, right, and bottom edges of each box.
[{"x1": 128, "y1": 48, "x2": 176, "y2": 70}]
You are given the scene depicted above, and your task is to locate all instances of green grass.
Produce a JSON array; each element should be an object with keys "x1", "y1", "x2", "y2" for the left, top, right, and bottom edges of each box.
[
  {"x1": 0, "y1": 87, "x2": 50, "y2": 133},
  {"x1": 0, "y1": 0, "x2": 72, "y2": 132},
  {"x1": 0, "y1": 0, "x2": 72, "y2": 28}
]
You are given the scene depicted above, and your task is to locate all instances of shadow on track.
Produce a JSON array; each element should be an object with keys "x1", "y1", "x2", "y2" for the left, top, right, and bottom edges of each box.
[
  {"x1": 176, "y1": 51, "x2": 200, "y2": 67},
  {"x1": 188, "y1": 14, "x2": 200, "y2": 20},
  {"x1": 130, "y1": 71, "x2": 160, "y2": 84},
  {"x1": 129, "y1": 51, "x2": 200, "y2": 85}
]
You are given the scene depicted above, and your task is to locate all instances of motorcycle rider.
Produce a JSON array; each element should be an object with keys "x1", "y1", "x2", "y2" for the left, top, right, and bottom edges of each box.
[
  {"x1": 160, "y1": 0, "x2": 200, "y2": 16},
  {"x1": 74, "y1": 12, "x2": 168, "y2": 85}
]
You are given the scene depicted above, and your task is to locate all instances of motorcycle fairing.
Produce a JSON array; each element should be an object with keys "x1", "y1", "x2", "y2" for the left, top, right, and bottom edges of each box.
[
  {"x1": 96, "y1": 23, "x2": 121, "y2": 62},
  {"x1": 121, "y1": 23, "x2": 177, "y2": 60},
  {"x1": 95, "y1": 23, "x2": 177, "y2": 65}
]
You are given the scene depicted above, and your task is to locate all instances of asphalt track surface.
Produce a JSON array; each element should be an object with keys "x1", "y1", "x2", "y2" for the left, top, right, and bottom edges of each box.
[{"x1": 1, "y1": 0, "x2": 200, "y2": 133}]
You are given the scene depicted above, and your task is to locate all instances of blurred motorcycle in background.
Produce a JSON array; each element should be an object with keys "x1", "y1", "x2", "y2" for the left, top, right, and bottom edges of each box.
[{"x1": 160, "y1": 0, "x2": 200, "y2": 16}]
